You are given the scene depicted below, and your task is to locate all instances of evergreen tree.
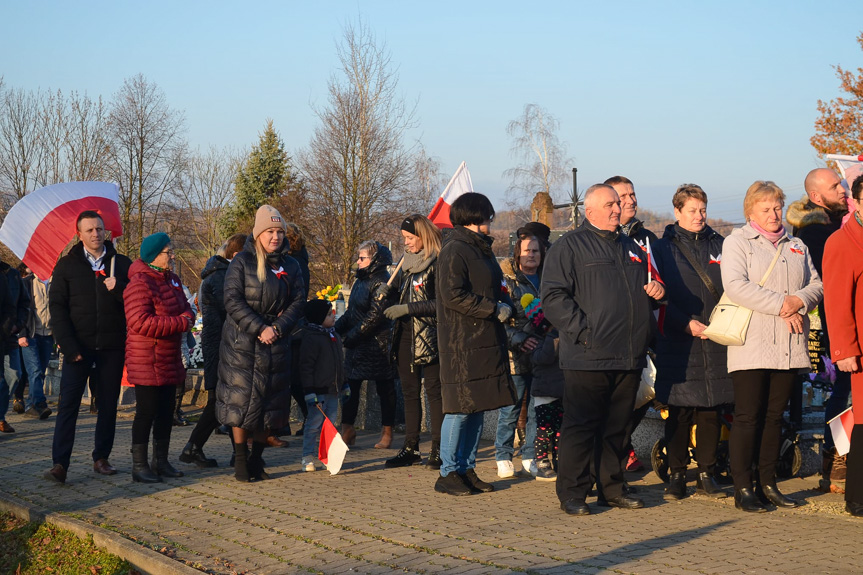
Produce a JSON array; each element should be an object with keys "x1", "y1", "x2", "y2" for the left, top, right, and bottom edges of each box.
[{"x1": 220, "y1": 119, "x2": 296, "y2": 236}]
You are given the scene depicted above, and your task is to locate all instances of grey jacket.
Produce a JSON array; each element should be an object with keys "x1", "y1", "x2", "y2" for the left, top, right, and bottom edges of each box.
[{"x1": 720, "y1": 223, "x2": 823, "y2": 373}]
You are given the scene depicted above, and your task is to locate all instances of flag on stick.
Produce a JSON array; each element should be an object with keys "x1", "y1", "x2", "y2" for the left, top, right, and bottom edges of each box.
[
  {"x1": 318, "y1": 405, "x2": 349, "y2": 475},
  {"x1": 428, "y1": 161, "x2": 474, "y2": 229},
  {"x1": 828, "y1": 406, "x2": 855, "y2": 456}
]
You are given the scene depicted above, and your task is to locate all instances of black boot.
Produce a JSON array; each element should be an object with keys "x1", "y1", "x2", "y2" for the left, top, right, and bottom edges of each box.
[
  {"x1": 179, "y1": 441, "x2": 218, "y2": 468},
  {"x1": 248, "y1": 441, "x2": 269, "y2": 481},
  {"x1": 760, "y1": 482, "x2": 800, "y2": 508},
  {"x1": 426, "y1": 441, "x2": 442, "y2": 470},
  {"x1": 234, "y1": 442, "x2": 250, "y2": 482},
  {"x1": 385, "y1": 441, "x2": 421, "y2": 468},
  {"x1": 173, "y1": 385, "x2": 188, "y2": 426},
  {"x1": 664, "y1": 471, "x2": 687, "y2": 500},
  {"x1": 734, "y1": 487, "x2": 767, "y2": 513},
  {"x1": 131, "y1": 444, "x2": 162, "y2": 483},
  {"x1": 151, "y1": 440, "x2": 184, "y2": 478},
  {"x1": 696, "y1": 472, "x2": 728, "y2": 498}
]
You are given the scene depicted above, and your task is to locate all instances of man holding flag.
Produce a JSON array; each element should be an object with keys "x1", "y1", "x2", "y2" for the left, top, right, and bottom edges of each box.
[
  {"x1": 822, "y1": 174, "x2": 863, "y2": 518},
  {"x1": 542, "y1": 183, "x2": 665, "y2": 515},
  {"x1": 604, "y1": 176, "x2": 659, "y2": 473}
]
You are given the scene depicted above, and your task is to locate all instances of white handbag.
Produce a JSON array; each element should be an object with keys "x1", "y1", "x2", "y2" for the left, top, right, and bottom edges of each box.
[{"x1": 702, "y1": 246, "x2": 782, "y2": 346}]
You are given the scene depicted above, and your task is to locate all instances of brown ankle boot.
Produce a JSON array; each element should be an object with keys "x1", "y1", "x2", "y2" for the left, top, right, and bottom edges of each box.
[
  {"x1": 375, "y1": 426, "x2": 393, "y2": 449},
  {"x1": 341, "y1": 424, "x2": 356, "y2": 446}
]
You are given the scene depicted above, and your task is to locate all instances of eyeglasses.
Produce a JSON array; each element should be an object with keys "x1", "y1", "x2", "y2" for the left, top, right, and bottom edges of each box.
[
  {"x1": 160, "y1": 249, "x2": 175, "y2": 257},
  {"x1": 357, "y1": 256, "x2": 370, "y2": 261}
]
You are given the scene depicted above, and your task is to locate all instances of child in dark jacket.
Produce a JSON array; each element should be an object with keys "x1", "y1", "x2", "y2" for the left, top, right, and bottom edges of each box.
[
  {"x1": 299, "y1": 299, "x2": 344, "y2": 472},
  {"x1": 531, "y1": 328, "x2": 565, "y2": 481}
]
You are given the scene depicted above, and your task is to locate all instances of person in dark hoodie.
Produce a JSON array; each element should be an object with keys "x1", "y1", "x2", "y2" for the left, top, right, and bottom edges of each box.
[
  {"x1": 0, "y1": 258, "x2": 27, "y2": 430},
  {"x1": 179, "y1": 233, "x2": 247, "y2": 468},
  {"x1": 335, "y1": 240, "x2": 396, "y2": 448},
  {"x1": 45, "y1": 210, "x2": 132, "y2": 483},
  {"x1": 299, "y1": 299, "x2": 344, "y2": 472},
  {"x1": 216, "y1": 206, "x2": 305, "y2": 482},
  {"x1": 786, "y1": 167, "x2": 852, "y2": 493}
]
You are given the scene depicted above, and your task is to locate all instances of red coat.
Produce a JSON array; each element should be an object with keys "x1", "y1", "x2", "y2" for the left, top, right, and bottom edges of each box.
[
  {"x1": 124, "y1": 259, "x2": 192, "y2": 387},
  {"x1": 822, "y1": 216, "x2": 863, "y2": 408}
]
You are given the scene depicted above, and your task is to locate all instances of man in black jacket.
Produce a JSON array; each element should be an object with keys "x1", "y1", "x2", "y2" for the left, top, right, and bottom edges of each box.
[
  {"x1": 542, "y1": 184, "x2": 665, "y2": 515},
  {"x1": 786, "y1": 167, "x2": 851, "y2": 492},
  {"x1": 45, "y1": 211, "x2": 132, "y2": 483},
  {"x1": 604, "y1": 175, "x2": 659, "y2": 473}
]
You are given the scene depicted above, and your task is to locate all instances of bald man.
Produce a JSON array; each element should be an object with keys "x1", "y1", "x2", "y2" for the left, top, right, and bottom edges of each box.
[
  {"x1": 787, "y1": 168, "x2": 851, "y2": 493},
  {"x1": 542, "y1": 184, "x2": 665, "y2": 515}
]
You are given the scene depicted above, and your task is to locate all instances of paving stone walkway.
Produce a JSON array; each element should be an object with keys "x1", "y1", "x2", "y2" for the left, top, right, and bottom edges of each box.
[{"x1": 1, "y1": 406, "x2": 861, "y2": 574}]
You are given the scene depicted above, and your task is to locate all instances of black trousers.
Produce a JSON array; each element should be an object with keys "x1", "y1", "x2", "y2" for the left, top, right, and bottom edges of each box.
[
  {"x1": 188, "y1": 391, "x2": 220, "y2": 448},
  {"x1": 51, "y1": 348, "x2": 124, "y2": 469},
  {"x1": 847, "y1": 424, "x2": 863, "y2": 505},
  {"x1": 665, "y1": 405, "x2": 721, "y2": 474},
  {"x1": 396, "y1": 330, "x2": 442, "y2": 445},
  {"x1": 132, "y1": 385, "x2": 175, "y2": 445},
  {"x1": 341, "y1": 378, "x2": 396, "y2": 427},
  {"x1": 729, "y1": 369, "x2": 795, "y2": 491},
  {"x1": 557, "y1": 369, "x2": 639, "y2": 503}
]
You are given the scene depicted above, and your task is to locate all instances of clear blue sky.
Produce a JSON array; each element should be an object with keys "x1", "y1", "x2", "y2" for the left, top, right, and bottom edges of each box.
[{"x1": 2, "y1": 1, "x2": 860, "y2": 223}]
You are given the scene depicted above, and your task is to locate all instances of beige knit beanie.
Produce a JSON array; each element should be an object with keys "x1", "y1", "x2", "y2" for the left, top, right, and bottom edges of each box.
[{"x1": 253, "y1": 205, "x2": 286, "y2": 239}]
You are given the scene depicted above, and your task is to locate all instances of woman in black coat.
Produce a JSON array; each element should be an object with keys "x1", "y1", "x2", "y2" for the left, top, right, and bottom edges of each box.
[
  {"x1": 216, "y1": 206, "x2": 305, "y2": 482},
  {"x1": 652, "y1": 184, "x2": 733, "y2": 500},
  {"x1": 383, "y1": 214, "x2": 443, "y2": 469},
  {"x1": 180, "y1": 234, "x2": 246, "y2": 468},
  {"x1": 334, "y1": 240, "x2": 396, "y2": 448},
  {"x1": 434, "y1": 192, "x2": 517, "y2": 496}
]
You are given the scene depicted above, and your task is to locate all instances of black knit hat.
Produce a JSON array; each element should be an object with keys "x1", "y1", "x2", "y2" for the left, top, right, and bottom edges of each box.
[
  {"x1": 304, "y1": 299, "x2": 333, "y2": 325},
  {"x1": 517, "y1": 222, "x2": 551, "y2": 246}
]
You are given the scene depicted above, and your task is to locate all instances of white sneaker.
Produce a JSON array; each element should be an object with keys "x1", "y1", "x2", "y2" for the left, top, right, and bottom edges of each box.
[
  {"x1": 301, "y1": 458, "x2": 316, "y2": 472},
  {"x1": 522, "y1": 459, "x2": 537, "y2": 476},
  {"x1": 497, "y1": 460, "x2": 515, "y2": 478}
]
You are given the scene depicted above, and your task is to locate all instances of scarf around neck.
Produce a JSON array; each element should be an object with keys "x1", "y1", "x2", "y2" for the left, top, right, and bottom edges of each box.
[{"x1": 750, "y1": 221, "x2": 785, "y2": 247}]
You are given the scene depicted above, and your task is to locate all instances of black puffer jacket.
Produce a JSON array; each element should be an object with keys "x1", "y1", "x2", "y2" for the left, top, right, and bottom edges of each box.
[
  {"x1": 652, "y1": 224, "x2": 732, "y2": 407},
  {"x1": 335, "y1": 243, "x2": 395, "y2": 380},
  {"x1": 0, "y1": 262, "x2": 28, "y2": 352},
  {"x1": 542, "y1": 221, "x2": 657, "y2": 371},
  {"x1": 436, "y1": 226, "x2": 516, "y2": 414},
  {"x1": 391, "y1": 251, "x2": 438, "y2": 367},
  {"x1": 289, "y1": 245, "x2": 311, "y2": 300},
  {"x1": 199, "y1": 255, "x2": 230, "y2": 390},
  {"x1": 531, "y1": 331, "x2": 564, "y2": 400},
  {"x1": 49, "y1": 241, "x2": 131, "y2": 358},
  {"x1": 298, "y1": 324, "x2": 344, "y2": 396},
  {"x1": 502, "y1": 259, "x2": 541, "y2": 375},
  {"x1": 216, "y1": 235, "x2": 305, "y2": 431}
]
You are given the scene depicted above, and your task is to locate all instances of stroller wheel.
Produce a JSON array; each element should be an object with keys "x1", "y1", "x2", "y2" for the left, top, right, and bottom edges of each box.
[{"x1": 651, "y1": 438, "x2": 670, "y2": 483}]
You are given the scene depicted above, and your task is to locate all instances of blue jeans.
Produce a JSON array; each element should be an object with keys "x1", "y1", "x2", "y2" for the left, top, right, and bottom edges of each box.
[
  {"x1": 0, "y1": 351, "x2": 22, "y2": 420},
  {"x1": 824, "y1": 371, "x2": 853, "y2": 450},
  {"x1": 22, "y1": 334, "x2": 53, "y2": 409},
  {"x1": 302, "y1": 394, "x2": 339, "y2": 458},
  {"x1": 494, "y1": 374, "x2": 536, "y2": 461},
  {"x1": 439, "y1": 412, "x2": 484, "y2": 477}
]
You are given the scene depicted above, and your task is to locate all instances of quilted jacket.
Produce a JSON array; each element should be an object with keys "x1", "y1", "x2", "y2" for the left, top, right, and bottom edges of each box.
[{"x1": 124, "y1": 259, "x2": 192, "y2": 387}]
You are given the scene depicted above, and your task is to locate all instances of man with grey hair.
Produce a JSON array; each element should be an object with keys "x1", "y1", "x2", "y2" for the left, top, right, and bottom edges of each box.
[{"x1": 542, "y1": 184, "x2": 665, "y2": 515}]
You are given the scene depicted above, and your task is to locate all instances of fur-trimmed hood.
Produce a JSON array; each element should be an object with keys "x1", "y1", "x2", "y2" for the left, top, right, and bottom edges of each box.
[{"x1": 786, "y1": 197, "x2": 830, "y2": 231}]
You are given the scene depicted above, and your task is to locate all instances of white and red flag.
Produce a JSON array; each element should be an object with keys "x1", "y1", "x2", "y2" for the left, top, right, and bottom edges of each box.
[
  {"x1": 632, "y1": 237, "x2": 663, "y2": 285},
  {"x1": 318, "y1": 409, "x2": 349, "y2": 475},
  {"x1": 0, "y1": 181, "x2": 123, "y2": 280},
  {"x1": 428, "y1": 161, "x2": 474, "y2": 229},
  {"x1": 828, "y1": 406, "x2": 856, "y2": 456}
]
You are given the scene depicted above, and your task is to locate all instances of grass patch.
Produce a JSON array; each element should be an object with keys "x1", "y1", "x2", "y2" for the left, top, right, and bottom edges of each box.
[{"x1": 0, "y1": 512, "x2": 139, "y2": 575}]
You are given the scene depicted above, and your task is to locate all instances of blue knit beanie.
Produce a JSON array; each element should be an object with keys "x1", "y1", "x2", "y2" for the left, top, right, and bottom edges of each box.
[{"x1": 140, "y1": 232, "x2": 171, "y2": 263}]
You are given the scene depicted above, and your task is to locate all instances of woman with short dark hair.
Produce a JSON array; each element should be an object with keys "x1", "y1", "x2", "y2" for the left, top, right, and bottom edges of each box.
[{"x1": 434, "y1": 192, "x2": 517, "y2": 496}]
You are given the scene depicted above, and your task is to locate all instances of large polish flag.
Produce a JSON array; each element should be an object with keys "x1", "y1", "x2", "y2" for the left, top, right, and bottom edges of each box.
[
  {"x1": 828, "y1": 406, "x2": 856, "y2": 457},
  {"x1": 318, "y1": 412, "x2": 349, "y2": 475},
  {"x1": 428, "y1": 161, "x2": 474, "y2": 229},
  {"x1": 0, "y1": 182, "x2": 123, "y2": 280}
]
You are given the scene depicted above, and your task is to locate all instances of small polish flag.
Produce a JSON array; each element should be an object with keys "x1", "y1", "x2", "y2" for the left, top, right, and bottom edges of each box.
[
  {"x1": 428, "y1": 161, "x2": 474, "y2": 229},
  {"x1": 709, "y1": 253, "x2": 721, "y2": 264},
  {"x1": 789, "y1": 246, "x2": 804, "y2": 255},
  {"x1": 828, "y1": 406, "x2": 856, "y2": 456},
  {"x1": 633, "y1": 238, "x2": 663, "y2": 284},
  {"x1": 628, "y1": 250, "x2": 642, "y2": 263},
  {"x1": 318, "y1": 410, "x2": 349, "y2": 475}
]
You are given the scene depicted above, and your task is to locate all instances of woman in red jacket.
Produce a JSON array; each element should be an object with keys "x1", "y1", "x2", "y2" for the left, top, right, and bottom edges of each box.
[{"x1": 125, "y1": 233, "x2": 194, "y2": 483}]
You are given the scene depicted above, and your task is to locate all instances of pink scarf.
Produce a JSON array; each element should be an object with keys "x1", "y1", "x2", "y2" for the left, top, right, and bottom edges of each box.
[{"x1": 749, "y1": 221, "x2": 786, "y2": 247}]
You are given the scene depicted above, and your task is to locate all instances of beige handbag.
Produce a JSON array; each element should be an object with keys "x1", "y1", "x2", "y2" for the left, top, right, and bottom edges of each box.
[{"x1": 702, "y1": 246, "x2": 783, "y2": 346}]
